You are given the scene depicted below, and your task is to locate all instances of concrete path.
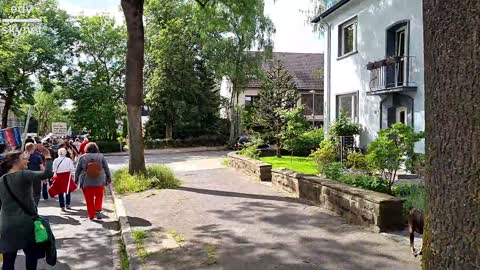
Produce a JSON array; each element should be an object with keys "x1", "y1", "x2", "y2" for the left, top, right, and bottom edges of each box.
[
  {"x1": 110, "y1": 152, "x2": 422, "y2": 270},
  {"x1": 14, "y1": 189, "x2": 119, "y2": 270}
]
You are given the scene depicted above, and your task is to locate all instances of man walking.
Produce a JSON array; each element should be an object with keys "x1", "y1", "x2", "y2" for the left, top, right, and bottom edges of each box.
[{"x1": 25, "y1": 143, "x2": 44, "y2": 207}]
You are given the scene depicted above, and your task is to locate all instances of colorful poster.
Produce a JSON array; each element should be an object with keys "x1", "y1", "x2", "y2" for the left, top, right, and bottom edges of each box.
[
  {"x1": 0, "y1": 130, "x2": 5, "y2": 145},
  {"x1": 4, "y1": 128, "x2": 15, "y2": 148},
  {"x1": 12, "y1": 127, "x2": 22, "y2": 146}
]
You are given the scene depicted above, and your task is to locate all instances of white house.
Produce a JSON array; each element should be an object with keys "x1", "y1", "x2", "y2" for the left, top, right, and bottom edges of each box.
[{"x1": 312, "y1": 0, "x2": 425, "y2": 152}]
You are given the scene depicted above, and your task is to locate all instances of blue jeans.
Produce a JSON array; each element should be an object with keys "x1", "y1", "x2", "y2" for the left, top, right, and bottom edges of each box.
[{"x1": 59, "y1": 193, "x2": 71, "y2": 208}]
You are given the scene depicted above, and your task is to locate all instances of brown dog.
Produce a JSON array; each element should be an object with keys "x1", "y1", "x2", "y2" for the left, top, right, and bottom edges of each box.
[{"x1": 408, "y1": 208, "x2": 424, "y2": 257}]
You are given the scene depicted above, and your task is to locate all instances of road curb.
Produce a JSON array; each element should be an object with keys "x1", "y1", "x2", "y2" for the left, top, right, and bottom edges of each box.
[{"x1": 109, "y1": 185, "x2": 142, "y2": 270}]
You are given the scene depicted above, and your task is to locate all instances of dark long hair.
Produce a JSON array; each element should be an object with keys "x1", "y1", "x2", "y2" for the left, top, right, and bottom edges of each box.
[{"x1": 0, "y1": 151, "x2": 23, "y2": 177}]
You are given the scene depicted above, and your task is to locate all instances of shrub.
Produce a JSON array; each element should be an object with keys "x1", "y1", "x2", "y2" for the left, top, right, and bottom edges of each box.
[
  {"x1": 330, "y1": 113, "x2": 362, "y2": 137},
  {"x1": 238, "y1": 137, "x2": 263, "y2": 159},
  {"x1": 367, "y1": 123, "x2": 425, "y2": 192},
  {"x1": 320, "y1": 162, "x2": 344, "y2": 181},
  {"x1": 311, "y1": 139, "x2": 338, "y2": 172},
  {"x1": 339, "y1": 174, "x2": 390, "y2": 194},
  {"x1": 113, "y1": 165, "x2": 181, "y2": 194},
  {"x1": 410, "y1": 153, "x2": 426, "y2": 178},
  {"x1": 392, "y1": 183, "x2": 427, "y2": 213},
  {"x1": 345, "y1": 152, "x2": 369, "y2": 171},
  {"x1": 284, "y1": 128, "x2": 324, "y2": 156},
  {"x1": 97, "y1": 141, "x2": 122, "y2": 153}
]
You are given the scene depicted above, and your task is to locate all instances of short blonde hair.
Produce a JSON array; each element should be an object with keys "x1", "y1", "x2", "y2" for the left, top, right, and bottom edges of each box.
[{"x1": 58, "y1": 148, "x2": 68, "y2": 157}]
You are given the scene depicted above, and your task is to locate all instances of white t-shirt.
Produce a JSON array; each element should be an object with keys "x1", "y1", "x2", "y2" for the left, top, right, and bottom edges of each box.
[{"x1": 52, "y1": 157, "x2": 75, "y2": 174}]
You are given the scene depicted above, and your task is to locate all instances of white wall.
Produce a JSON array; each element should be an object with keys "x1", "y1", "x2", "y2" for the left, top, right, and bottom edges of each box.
[{"x1": 324, "y1": 0, "x2": 425, "y2": 152}]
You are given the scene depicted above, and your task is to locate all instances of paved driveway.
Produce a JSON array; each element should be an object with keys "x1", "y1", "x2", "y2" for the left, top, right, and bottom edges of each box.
[{"x1": 107, "y1": 151, "x2": 422, "y2": 270}]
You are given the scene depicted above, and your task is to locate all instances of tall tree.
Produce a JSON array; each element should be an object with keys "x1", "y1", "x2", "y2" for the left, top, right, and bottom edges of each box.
[
  {"x1": 121, "y1": 0, "x2": 146, "y2": 174},
  {"x1": 68, "y1": 15, "x2": 126, "y2": 141},
  {"x1": 254, "y1": 61, "x2": 298, "y2": 158},
  {"x1": 33, "y1": 90, "x2": 67, "y2": 136},
  {"x1": 422, "y1": 1, "x2": 479, "y2": 269},
  {"x1": 0, "y1": 0, "x2": 76, "y2": 128}
]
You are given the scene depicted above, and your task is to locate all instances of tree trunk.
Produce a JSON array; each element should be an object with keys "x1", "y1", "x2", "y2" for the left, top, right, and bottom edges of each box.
[
  {"x1": 276, "y1": 138, "x2": 281, "y2": 158},
  {"x1": 422, "y1": 1, "x2": 480, "y2": 269},
  {"x1": 228, "y1": 90, "x2": 237, "y2": 145},
  {"x1": 122, "y1": 0, "x2": 146, "y2": 175},
  {"x1": 1, "y1": 94, "x2": 13, "y2": 129},
  {"x1": 165, "y1": 123, "x2": 173, "y2": 139}
]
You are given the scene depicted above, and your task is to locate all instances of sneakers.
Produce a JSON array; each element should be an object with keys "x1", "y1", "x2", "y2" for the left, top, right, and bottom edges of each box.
[
  {"x1": 60, "y1": 207, "x2": 67, "y2": 212},
  {"x1": 95, "y1": 210, "x2": 103, "y2": 220},
  {"x1": 66, "y1": 205, "x2": 72, "y2": 210}
]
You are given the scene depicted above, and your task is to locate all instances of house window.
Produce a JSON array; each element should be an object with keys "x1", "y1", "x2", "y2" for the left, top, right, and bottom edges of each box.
[
  {"x1": 338, "y1": 17, "x2": 357, "y2": 57},
  {"x1": 301, "y1": 93, "x2": 323, "y2": 115},
  {"x1": 245, "y1": 96, "x2": 256, "y2": 106},
  {"x1": 336, "y1": 92, "x2": 358, "y2": 122}
]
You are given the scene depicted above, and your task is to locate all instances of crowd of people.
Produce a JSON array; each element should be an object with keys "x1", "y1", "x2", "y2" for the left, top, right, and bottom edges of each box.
[{"x1": 0, "y1": 135, "x2": 112, "y2": 270}]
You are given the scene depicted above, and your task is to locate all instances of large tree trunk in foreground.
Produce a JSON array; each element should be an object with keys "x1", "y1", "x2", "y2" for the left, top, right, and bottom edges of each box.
[
  {"x1": 422, "y1": 1, "x2": 479, "y2": 269},
  {"x1": 122, "y1": 0, "x2": 146, "y2": 174}
]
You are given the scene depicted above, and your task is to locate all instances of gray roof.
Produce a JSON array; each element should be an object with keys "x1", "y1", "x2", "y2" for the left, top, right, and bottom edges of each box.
[
  {"x1": 311, "y1": 0, "x2": 352, "y2": 23},
  {"x1": 246, "y1": 52, "x2": 324, "y2": 91}
]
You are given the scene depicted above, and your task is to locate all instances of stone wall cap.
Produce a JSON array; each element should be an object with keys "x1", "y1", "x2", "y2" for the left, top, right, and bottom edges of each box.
[
  {"x1": 228, "y1": 152, "x2": 272, "y2": 168},
  {"x1": 272, "y1": 168, "x2": 317, "y2": 178},
  {"x1": 301, "y1": 175, "x2": 402, "y2": 204}
]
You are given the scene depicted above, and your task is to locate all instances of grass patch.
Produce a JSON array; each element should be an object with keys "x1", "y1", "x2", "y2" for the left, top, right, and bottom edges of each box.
[
  {"x1": 204, "y1": 244, "x2": 218, "y2": 265},
  {"x1": 119, "y1": 238, "x2": 130, "y2": 270},
  {"x1": 132, "y1": 230, "x2": 150, "y2": 260},
  {"x1": 167, "y1": 230, "x2": 186, "y2": 246},
  {"x1": 260, "y1": 156, "x2": 318, "y2": 175},
  {"x1": 221, "y1": 159, "x2": 230, "y2": 167},
  {"x1": 113, "y1": 165, "x2": 181, "y2": 194}
]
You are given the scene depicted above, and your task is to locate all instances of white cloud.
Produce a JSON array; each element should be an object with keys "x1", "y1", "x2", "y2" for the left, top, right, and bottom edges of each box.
[{"x1": 58, "y1": 0, "x2": 124, "y2": 24}]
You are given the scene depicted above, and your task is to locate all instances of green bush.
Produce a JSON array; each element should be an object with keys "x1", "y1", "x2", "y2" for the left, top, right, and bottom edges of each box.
[
  {"x1": 285, "y1": 128, "x2": 324, "y2": 156},
  {"x1": 392, "y1": 183, "x2": 427, "y2": 213},
  {"x1": 321, "y1": 162, "x2": 344, "y2": 181},
  {"x1": 97, "y1": 141, "x2": 122, "y2": 153},
  {"x1": 113, "y1": 165, "x2": 181, "y2": 194},
  {"x1": 345, "y1": 152, "x2": 369, "y2": 171},
  {"x1": 144, "y1": 135, "x2": 227, "y2": 150},
  {"x1": 340, "y1": 174, "x2": 390, "y2": 194},
  {"x1": 238, "y1": 138, "x2": 263, "y2": 159},
  {"x1": 330, "y1": 113, "x2": 362, "y2": 136},
  {"x1": 311, "y1": 139, "x2": 338, "y2": 171}
]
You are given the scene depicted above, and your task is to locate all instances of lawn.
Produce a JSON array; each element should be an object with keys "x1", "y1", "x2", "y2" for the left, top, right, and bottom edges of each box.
[{"x1": 260, "y1": 156, "x2": 318, "y2": 175}]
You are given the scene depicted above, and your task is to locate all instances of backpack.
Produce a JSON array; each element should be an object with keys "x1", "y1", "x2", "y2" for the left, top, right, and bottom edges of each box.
[{"x1": 86, "y1": 154, "x2": 102, "y2": 178}]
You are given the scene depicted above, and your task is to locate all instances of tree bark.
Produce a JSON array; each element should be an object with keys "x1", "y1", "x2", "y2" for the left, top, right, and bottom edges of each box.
[
  {"x1": 1, "y1": 94, "x2": 13, "y2": 129},
  {"x1": 165, "y1": 123, "x2": 173, "y2": 139},
  {"x1": 122, "y1": 0, "x2": 146, "y2": 175},
  {"x1": 422, "y1": 1, "x2": 480, "y2": 269}
]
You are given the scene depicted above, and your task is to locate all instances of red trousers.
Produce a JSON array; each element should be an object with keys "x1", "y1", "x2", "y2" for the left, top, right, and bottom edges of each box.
[{"x1": 82, "y1": 186, "x2": 105, "y2": 219}]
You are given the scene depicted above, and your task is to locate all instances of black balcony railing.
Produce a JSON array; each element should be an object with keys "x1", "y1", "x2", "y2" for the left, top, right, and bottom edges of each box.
[{"x1": 367, "y1": 56, "x2": 416, "y2": 93}]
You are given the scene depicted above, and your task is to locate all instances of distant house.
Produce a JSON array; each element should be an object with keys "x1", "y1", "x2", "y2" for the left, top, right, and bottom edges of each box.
[
  {"x1": 221, "y1": 52, "x2": 324, "y2": 128},
  {"x1": 312, "y1": 0, "x2": 425, "y2": 152}
]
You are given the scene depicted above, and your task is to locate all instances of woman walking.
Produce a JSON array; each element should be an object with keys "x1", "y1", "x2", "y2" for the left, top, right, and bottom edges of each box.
[
  {"x1": 51, "y1": 148, "x2": 75, "y2": 211},
  {"x1": 75, "y1": 143, "x2": 111, "y2": 220},
  {"x1": 0, "y1": 147, "x2": 53, "y2": 270}
]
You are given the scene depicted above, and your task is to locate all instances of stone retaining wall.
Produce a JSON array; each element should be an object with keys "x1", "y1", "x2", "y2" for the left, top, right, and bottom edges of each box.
[
  {"x1": 272, "y1": 169, "x2": 404, "y2": 232},
  {"x1": 227, "y1": 152, "x2": 272, "y2": 182}
]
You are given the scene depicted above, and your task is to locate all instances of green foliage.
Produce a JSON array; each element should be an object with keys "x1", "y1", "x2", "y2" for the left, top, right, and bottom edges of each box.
[
  {"x1": 238, "y1": 137, "x2": 263, "y2": 159},
  {"x1": 144, "y1": 135, "x2": 227, "y2": 149},
  {"x1": 0, "y1": 0, "x2": 77, "y2": 127},
  {"x1": 311, "y1": 139, "x2": 338, "y2": 171},
  {"x1": 345, "y1": 152, "x2": 369, "y2": 171},
  {"x1": 251, "y1": 61, "x2": 299, "y2": 157},
  {"x1": 392, "y1": 183, "x2": 426, "y2": 212},
  {"x1": 33, "y1": 90, "x2": 68, "y2": 136},
  {"x1": 282, "y1": 107, "x2": 323, "y2": 156},
  {"x1": 410, "y1": 153, "x2": 426, "y2": 178},
  {"x1": 145, "y1": 0, "x2": 222, "y2": 140},
  {"x1": 330, "y1": 113, "x2": 362, "y2": 137},
  {"x1": 260, "y1": 156, "x2": 318, "y2": 175},
  {"x1": 320, "y1": 162, "x2": 344, "y2": 181},
  {"x1": 366, "y1": 123, "x2": 425, "y2": 190},
  {"x1": 131, "y1": 230, "x2": 149, "y2": 260},
  {"x1": 339, "y1": 174, "x2": 390, "y2": 194},
  {"x1": 67, "y1": 15, "x2": 126, "y2": 140},
  {"x1": 113, "y1": 165, "x2": 180, "y2": 194},
  {"x1": 119, "y1": 239, "x2": 130, "y2": 270}
]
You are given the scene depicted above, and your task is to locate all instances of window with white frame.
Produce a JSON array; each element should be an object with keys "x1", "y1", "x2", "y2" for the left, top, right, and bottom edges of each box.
[
  {"x1": 336, "y1": 92, "x2": 358, "y2": 122},
  {"x1": 338, "y1": 17, "x2": 357, "y2": 57}
]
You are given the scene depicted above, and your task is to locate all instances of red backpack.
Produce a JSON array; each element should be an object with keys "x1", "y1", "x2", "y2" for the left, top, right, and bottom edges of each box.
[{"x1": 86, "y1": 154, "x2": 102, "y2": 178}]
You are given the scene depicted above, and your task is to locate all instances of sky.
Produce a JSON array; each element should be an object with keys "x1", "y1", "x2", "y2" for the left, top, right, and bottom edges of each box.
[{"x1": 57, "y1": 0, "x2": 324, "y2": 54}]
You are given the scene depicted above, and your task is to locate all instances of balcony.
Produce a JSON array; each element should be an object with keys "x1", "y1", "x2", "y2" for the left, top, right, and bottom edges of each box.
[{"x1": 366, "y1": 56, "x2": 417, "y2": 95}]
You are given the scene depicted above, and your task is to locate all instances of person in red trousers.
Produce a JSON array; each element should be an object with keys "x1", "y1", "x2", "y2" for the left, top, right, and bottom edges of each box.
[
  {"x1": 75, "y1": 142, "x2": 111, "y2": 220},
  {"x1": 78, "y1": 137, "x2": 89, "y2": 155}
]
